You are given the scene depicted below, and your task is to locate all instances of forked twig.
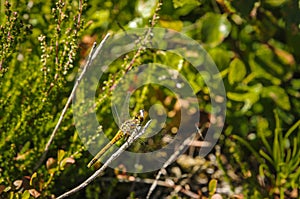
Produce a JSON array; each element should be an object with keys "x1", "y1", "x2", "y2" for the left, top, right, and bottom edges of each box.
[
  {"x1": 56, "y1": 119, "x2": 152, "y2": 199},
  {"x1": 146, "y1": 125, "x2": 206, "y2": 199},
  {"x1": 33, "y1": 33, "x2": 111, "y2": 171}
]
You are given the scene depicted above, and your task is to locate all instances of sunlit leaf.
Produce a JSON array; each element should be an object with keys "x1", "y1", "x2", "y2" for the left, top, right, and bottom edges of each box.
[
  {"x1": 262, "y1": 86, "x2": 291, "y2": 110},
  {"x1": 271, "y1": 44, "x2": 296, "y2": 66},
  {"x1": 172, "y1": 0, "x2": 200, "y2": 9},
  {"x1": 159, "y1": 20, "x2": 183, "y2": 31},
  {"x1": 22, "y1": 190, "x2": 30, "y2": 199},
  {"x1": 227, "y1": 84, "x2": 262, "y2": 112},
  {"x1": 19, "y1": 141, "x2": 31, "y2": 154},
  {"x1": 57, "y1": 149, "x2": 65, "y2": 163},
  {"x1": 255, "y1": 44, "x2": 286, "y2": 76},
  {"x1": 30, "y1": 172, "x2": 37, "y2": 186},
  {"x1": 208, "y1": 179, "x2": 217, "y2": 195},
  {"x1": 137, "y1": 0, "x2": 158, "y2": 18},
  {"x1": 228, "y1": 58, "x2": 247, "y2": 85},
  {"x1": 263, "y1": 0, "x2": 289, "y2": 7},
  {"x1": 171, "y1": 0, "x2": 201, "y2": 16},
  {"x1": 199, "y1": 13, "x2": 231, "y2": 47},
  {"x1": 227, "y1": 92, "x2": 258, "y2": 112},
  {"x1": 216, "y1": 0, "x2": 236, "y2": 13},
  {"x1": 128, "y1": 17, "x2": 144, "y2": 28},
  {"x1": 89, "y1": 10, "x2": 110, "y2": 29}
]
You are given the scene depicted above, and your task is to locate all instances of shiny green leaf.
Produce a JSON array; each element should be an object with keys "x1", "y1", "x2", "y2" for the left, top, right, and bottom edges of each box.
[
  {"x1": 228, "y1": 58, "x2": 247, "y2": 85},
  {"x1": 21, "y1": 190, "x2": 30, "y2": 199},
  {"x1": 199, "y1": 13, "x2": 231, "y2": 47},
  {"x1": 30, "y1": 172, "x2": 37, "y2": 186},
  {"x1": 57, "y1": 149, "x2": 65, "y2": 163},
  {"x1": 208, "y1": 179, "x2": 217, "y2": 195}
]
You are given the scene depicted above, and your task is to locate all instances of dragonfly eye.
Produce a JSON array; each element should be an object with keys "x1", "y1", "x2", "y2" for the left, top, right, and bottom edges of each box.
[{"x1": 135, "y1": 109, "x2": 144, "y2": 123}]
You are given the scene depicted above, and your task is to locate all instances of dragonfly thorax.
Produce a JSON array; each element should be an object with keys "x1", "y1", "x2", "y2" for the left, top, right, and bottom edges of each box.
[
  {"x1": 120, "y1": 120, "x2": 139, "y2": 135},
  {"x1": 120, "y1": 110, "x2": 144, "y2": 135}
]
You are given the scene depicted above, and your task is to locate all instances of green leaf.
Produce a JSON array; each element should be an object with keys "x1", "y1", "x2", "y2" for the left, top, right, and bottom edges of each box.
[
  {"x1": 291, "y1": 79, "x2": 300, "y2": 90},
  {"x1": 228, "y1": 58, "x2": 247, "y2": 85},
  {"x1": 30, "y1": 172, "x2": 37, "y2": 186},
  {"x1": 171, "y1": 0, "x2": 201, "y2": 16},
  {"x1": 57, "y1": 149, "x2": 65, "y2": 163},
  {"x1": 255, "y1": 116, "x2": 272, "y2": 153},
  {"x1": 159, "y1": 19, "x2": 183, "y2": 31},
  {"x1": 208, "y1": 179, "x2": 217, "y2": 195},
  {"x1": 227, "y1": 84, "x2": 262, "y2": 112},
  {"x1": 199, "y1": 13, "x2": 231, "y2": 47},
  {"x1": 262, "y1": 86, "x2": 291, "y2": 110},
  {"x1": 89, "y1": 10, "x2": 110, "y2": 29},
  {"x1": 22, "y1": 190, "x2": 30, "y2": 199},
  {"x1": 263, "y1": 0, "x2": 289, "y2": 7},
  {"x1": 285, "y1": 119, "x2": 300, "y2": 139},
  {"x1": 172, "y1": 0, "x2": 200, "y2": 8},
  {"x1": 208, "y1": 48, "x2": 234, "y2": 70},
  {"x1": 137, "y1": 0, "x2": 158, "y2": 18},
  {"x1": 19, "y1": 141, "x2": 31, "y2": 154},
  {"x1": 255, "y1": 45, "x2": 285, "y2": 76},
  {"x1": 248, "y1": 53, "x2": 282, "y2": 85}
]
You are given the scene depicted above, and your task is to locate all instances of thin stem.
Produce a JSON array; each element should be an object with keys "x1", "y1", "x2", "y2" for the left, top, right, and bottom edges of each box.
[{"x1": 33, "y1": 33, "x2": 111, "y2": 171}]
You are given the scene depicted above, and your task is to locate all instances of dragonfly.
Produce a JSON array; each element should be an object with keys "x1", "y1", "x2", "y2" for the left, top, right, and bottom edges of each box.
[{"x1": 87, "y1": 109, "x2": 145, "y2": 168}]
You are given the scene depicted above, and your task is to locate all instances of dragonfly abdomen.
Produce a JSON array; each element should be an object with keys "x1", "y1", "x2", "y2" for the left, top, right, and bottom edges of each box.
[{"x1": 87, "y1": 130, "x2": 125, "y2": 168}]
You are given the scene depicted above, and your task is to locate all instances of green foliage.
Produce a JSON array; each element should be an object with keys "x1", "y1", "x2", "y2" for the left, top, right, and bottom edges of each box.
[
  {"x1": 232, "y1": 111, "x2": 300, "y2": 198},
  {"x1": 0, "y1": 0, "x2": 86, "y2": 198},
  {"x1": 208, "y1": 179, "x2": 217, "y2": 197},
  {"x1": 199, "y1": 13, "x2": 231, "y2": 47},
  {"x1": 0, "y1": 0, "x2": 300, "y2": 198},
  {"x1": 0, "y1": 0, "x2": 32, "y2": 78}
]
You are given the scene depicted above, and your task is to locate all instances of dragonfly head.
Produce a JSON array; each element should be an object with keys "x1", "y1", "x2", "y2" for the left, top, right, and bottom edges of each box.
[{"x1": 135, "y1": 109, "x2": 144, "y2": 123}]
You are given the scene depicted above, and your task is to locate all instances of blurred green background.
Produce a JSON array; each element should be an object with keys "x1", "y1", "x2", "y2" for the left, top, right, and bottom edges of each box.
[{"x1": 0, "y1": 0, "x2": 299, "y2": 198}]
